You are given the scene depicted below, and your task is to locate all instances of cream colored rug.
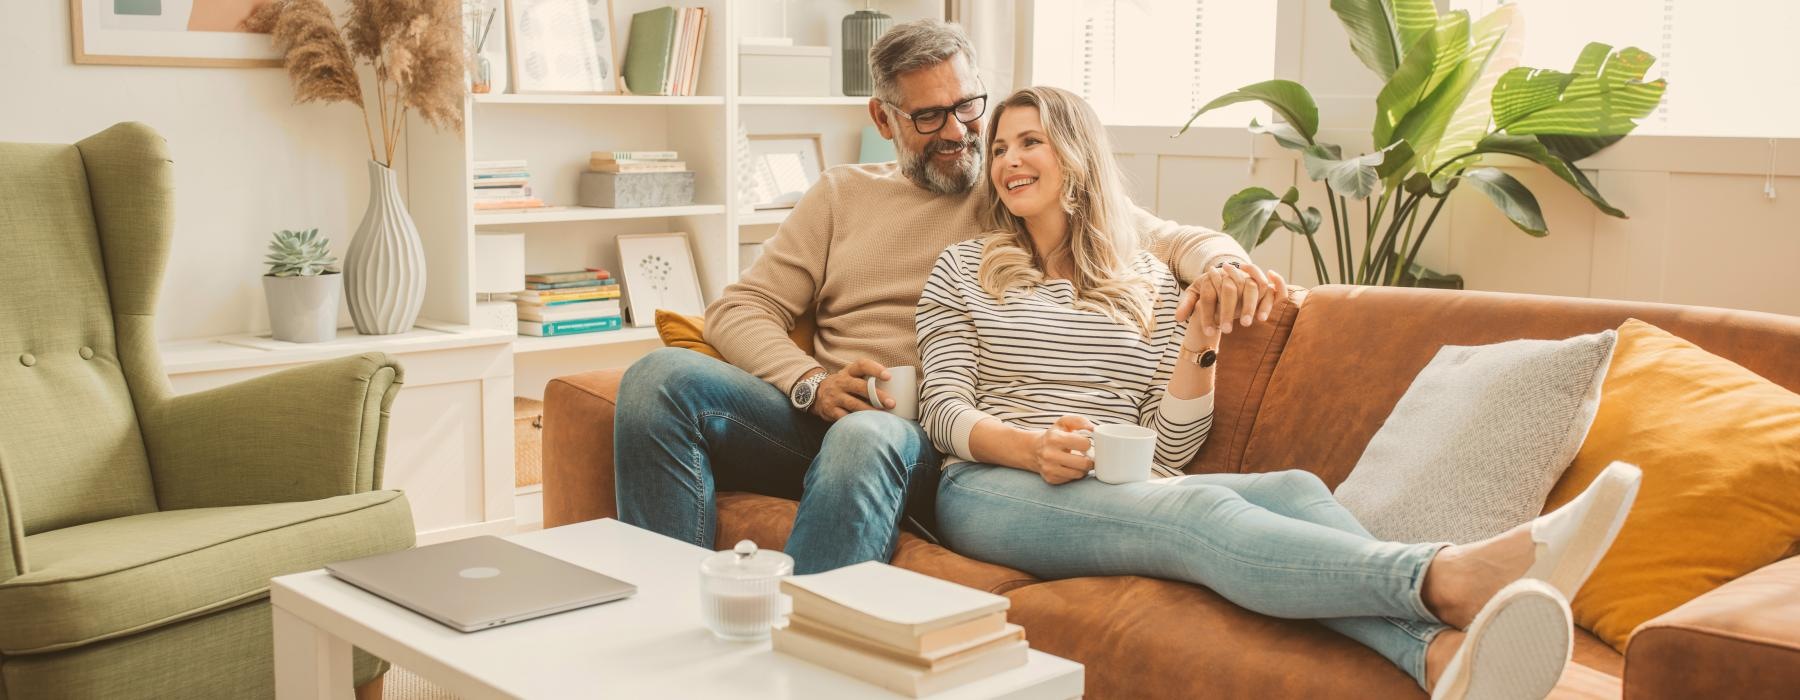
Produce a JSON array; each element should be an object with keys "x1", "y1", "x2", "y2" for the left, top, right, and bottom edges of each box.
[{"x1": 386, "y1": 666, "x2": 458, "y2": 700}]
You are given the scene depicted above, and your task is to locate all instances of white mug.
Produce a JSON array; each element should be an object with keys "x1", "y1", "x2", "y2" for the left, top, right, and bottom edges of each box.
[
  {"x1": 866, "y1": 366, "x2": 919, "y2": 421},
  {"x1": 1090, "y1": 424, "x2": 1156, "y2": 484}
]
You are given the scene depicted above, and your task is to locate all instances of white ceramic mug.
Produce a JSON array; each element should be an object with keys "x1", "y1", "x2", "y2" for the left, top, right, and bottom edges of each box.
[
  {"x1": 1090, "y1": 424, "x2": 1157, "y2": 484},
  {"x1": 866, "y1": 366, "x2": 919, "y2": 421}
]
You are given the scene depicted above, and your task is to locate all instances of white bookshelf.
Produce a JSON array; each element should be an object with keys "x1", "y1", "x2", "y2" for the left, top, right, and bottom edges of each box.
[{"x1": 405, "y1": 0, "x2": 944, "y2": 403}]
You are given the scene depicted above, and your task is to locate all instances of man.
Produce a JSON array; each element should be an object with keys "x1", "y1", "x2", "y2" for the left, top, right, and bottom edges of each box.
[{"x1": 614, "y1": 20, "x2": 1284, "y2": 574}]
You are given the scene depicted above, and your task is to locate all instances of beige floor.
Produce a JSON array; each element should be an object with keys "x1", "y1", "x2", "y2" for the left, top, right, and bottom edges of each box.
[{"x1": 385, "y1": 667, "x2": 458, "y2": 700}]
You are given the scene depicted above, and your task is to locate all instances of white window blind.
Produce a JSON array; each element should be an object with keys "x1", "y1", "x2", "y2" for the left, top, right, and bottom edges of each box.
[
  {"x1": 1029, "y1": 0, "x2": 1278, "y2": 128},
  {"x1": 1454, "y1": 0, "x2": 1800, "y2": 139}
]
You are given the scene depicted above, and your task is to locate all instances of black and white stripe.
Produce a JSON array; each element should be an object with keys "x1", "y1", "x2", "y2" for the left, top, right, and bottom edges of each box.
[{"x1": 915, "y1": 240, "x2": 1214, "y2": 476}]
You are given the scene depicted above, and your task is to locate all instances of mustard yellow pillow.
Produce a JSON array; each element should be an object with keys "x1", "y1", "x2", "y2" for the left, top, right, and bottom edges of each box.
[
  {"x1": 654, "y1": 310, "x2": 723, "y2": 359},
  {"x1": 1543, "y1": 318, "x2": 1800, "y2": 651}
]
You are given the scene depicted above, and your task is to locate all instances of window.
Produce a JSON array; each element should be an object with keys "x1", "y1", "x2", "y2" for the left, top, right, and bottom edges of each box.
[
  {"x1": 1029, "y1": 0, "x2": 1279, "y2": 128},
  {"x1": 1454, "y1": 0, "x2": 1800, "y2": 138}
]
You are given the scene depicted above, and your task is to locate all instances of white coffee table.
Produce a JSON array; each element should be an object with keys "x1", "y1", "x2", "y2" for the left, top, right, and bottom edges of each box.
[{"x1": 271, "y1": 518, "x2": 1084, "y2": 699}]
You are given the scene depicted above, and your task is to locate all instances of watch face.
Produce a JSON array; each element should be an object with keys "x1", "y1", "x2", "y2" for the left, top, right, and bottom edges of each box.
[
  {"x1": 793, "y1": 380, "x2": 816, "y2": 408},
  {"x1": 1200, "y1": 349, "x2": 1218, "y2": 368}
]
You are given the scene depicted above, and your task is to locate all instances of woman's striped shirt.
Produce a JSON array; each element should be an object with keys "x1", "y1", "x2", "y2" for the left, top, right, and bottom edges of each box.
[{"x1": 914, "y1": 239, "x2": 1213, "y2": 476}]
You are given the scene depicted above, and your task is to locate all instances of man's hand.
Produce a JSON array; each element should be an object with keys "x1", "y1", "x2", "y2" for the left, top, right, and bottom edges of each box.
[
  {"x1": 809, "y1": 359, "x2": 895, "y2": 422},
  {"x1": 1025, "y1": 415, "x2": 1096, "y2": 485},
  {"x1": 1175, "y1": 259, "x2": 1287, "y2": 336}
]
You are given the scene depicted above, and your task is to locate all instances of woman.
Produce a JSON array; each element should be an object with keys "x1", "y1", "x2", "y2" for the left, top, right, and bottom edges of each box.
[{"x1": 915, "y1": 86, "x2": 1641, "y2": 698}]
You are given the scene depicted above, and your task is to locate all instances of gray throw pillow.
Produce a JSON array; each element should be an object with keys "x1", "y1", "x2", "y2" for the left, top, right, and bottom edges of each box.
[{"x1": 1333, "y1": 330, "x2": 1617, "y2": 545}]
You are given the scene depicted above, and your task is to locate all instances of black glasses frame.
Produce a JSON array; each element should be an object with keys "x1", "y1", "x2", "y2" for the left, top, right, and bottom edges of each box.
[{"x1": 882, "y1": 93, "x2": 989, "y2": 136}]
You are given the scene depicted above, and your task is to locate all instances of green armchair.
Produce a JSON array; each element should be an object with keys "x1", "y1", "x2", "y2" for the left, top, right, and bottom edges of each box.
[{"x1": 0, "y1": 123, "x2": 414, "y2": 698}]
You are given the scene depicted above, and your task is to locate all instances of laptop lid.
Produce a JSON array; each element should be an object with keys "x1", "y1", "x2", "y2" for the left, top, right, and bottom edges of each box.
[{"x1": 327, "y1": 536, "x2": 636, "y2": 632}]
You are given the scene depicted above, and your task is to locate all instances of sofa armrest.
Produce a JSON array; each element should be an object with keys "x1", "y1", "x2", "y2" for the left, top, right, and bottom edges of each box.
[
  {"x1": 0, "y1": 461, "x2": 22, "y2": 580},
  {"x1": 542, "y1": 368, "x2": 627, "y2": 527},
  {"x1": 1624, "y1": 555, "x2": 1800, "y2": 699},
  {"x1": 144, "y1": 353, "x2": 403, "y2": 510}
]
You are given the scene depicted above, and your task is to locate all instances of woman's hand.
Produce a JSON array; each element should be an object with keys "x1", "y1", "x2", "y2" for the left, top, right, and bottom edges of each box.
[
  {"x1": 1025, "y1": 415, "x2": 1096, "y2": 485},
  {"x1": 1176, "y1": 259, "x2": 1286, "y2": 336}
]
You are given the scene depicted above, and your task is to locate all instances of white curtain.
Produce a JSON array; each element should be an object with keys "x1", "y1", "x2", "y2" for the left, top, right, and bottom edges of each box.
[{"x1": 950, "y1": 0, "x2": 1021, "y2": 95}]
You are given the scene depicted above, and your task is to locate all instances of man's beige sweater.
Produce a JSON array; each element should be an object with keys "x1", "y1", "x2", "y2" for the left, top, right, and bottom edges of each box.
[{"x1": 704, "y1": 162, "x2": 1247, "y2": 393}]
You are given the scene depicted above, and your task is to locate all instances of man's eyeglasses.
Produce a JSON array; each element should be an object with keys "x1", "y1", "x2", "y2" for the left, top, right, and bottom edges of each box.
[{"x1": 882, "y1": 94, "x2": 989, "y2": 136}]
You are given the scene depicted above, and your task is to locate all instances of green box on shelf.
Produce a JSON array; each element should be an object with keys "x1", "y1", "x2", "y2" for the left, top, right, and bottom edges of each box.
[{"x1": 578, "y1": 171, "x2": 696, "y2": 209}]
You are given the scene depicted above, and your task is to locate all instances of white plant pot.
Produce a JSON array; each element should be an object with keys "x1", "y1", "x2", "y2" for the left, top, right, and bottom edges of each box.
[
  {"x1": 345, "y1": 160, "x2": 427, "y2": 335},
  {"x1": 263, "y1": 273, "x2": 342, "y2": 343}
]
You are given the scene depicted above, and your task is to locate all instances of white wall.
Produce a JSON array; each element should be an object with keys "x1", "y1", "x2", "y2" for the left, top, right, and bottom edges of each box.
[
  {"x1": 1, "y1": 1, "x2": 381, "y2": 340},
  {"x1": 1113, "y1": 0, "x2": 1800, "y2": 318}
]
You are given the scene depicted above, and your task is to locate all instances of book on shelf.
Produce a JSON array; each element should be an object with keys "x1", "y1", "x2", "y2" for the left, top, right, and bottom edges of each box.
[
  {"x1": 517, "y1": 300, "x2": 623, "y2": 323},
  {"x1": 474, "y1": 198, "x2": 546, "y2": 210},
  {"x1": 591, "y1": 151, "x2": 679, "y2": 161},
  {"x1": 473, "y1": 159, "x2": 527, "y2": 171},
  {"x1": 474, "y1": 187, "x2": 532, "y2": 199},
  {"x1": 517, "y1": 316, "x2": 623, "y2": 337},
  {"x1": 474, "y1": 177, "x2": 531, "y2": 188},
  {"x1": 780, "y1": 561, "x2": 1011, "y2": 652},
  {"x1": 589, "y1": 160, "x2": 688, "y2": 173},
  {"x1": 515, "y1": 288, "x2": 621, "y2": 304},
  {"x1": 772, "y1": 624, "x2": 1027, "y2": 698},
  {"x1": 525, "y1": 278, "x2": 616, "y2": 290},
  {"x1": 623, "y1": 6, "x2": 708, "y2": 96},
  {"x1": 525, "y1": 270, "x2": 607, "y2": 283}
]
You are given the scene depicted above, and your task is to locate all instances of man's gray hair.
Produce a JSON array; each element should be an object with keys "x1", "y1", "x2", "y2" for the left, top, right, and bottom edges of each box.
[{"x1": 870, "y1": 19, "x2": 979, "y2": 105}]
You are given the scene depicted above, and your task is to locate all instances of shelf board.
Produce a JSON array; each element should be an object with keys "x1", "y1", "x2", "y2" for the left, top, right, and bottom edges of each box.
[
  {"x1": 737, "y1": 96, "x2": 873, "y2": 107},
  {"x1": 513, "y1": 326, "x2": 662, "y2": 354},
  {"x1": 737, "y1": 209, "x2": 792, "y2": 227},
  {"x1": 161, "y1": 321, "x2": 514, "y2": 375},
  {"x1": 472, "y1": 94, "x2": 724, "y2": 106},
  {"x1": 475, "y1": 204, "x2": 726, "y2": 226}
]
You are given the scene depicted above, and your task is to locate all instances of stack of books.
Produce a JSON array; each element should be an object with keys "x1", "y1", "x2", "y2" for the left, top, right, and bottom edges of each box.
[
  {"x1": 623, "y1": 6, "x2": 709, "y2": 96},
  {"x1": 774, "y1": 562, "x2": 1027, "y2": 697},
  {"x1": 515, "y1": 269, "x2": 623, "y2": 337},
  {"x1": 473, "y1": 160, "x2": 544, "y2": 211},
  {"x1": 588, "y1": 150, "x2": 686, "y2": 173}
]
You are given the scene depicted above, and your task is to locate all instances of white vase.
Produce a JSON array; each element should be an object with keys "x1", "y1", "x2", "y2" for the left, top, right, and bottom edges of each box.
[
  {"x1": 263, "y1": 272, "x2": 342, "y2": 343},
  {"x1": 345, "y1": 160, "x2": 427, "y2": 334}
]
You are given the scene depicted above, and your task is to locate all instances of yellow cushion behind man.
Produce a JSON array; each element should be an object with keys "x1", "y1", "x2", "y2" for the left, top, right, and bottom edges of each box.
[{"x1": 1544, "y1": 318, "x2": 1800, "y2": 651}]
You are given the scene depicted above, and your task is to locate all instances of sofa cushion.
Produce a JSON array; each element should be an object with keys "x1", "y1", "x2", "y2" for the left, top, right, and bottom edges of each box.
[
  {"x1": 1003, "y1": 575, "x2": 1622, "y2": 699},
  {"x1": 0, "y1": 490, "x2": 412, "y2": 655},
  {"x1": 1332, "y1": 330, "x2": 1616, "y2": 544},
  {"x1": 1544, "y1": 319, "x2": 1800, "y2": 651}
]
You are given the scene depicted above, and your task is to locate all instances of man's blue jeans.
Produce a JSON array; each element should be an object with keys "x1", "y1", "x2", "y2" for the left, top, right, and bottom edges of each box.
[
  {"x1": 614, "y1": 348, "x2": 941, "y2": 574},
  {"x1": 937, "y1": 464, "x2": 1449, "y2": 688}
]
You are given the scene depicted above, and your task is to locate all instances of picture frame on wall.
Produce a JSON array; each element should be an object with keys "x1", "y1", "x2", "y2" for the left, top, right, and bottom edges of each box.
[
  {"x1": 70, "y1": 0, "x2": 283, "y2": 67},
  {"x1": 745, "y1": 133, "x2": 825, "y2": 210},
  {"x1": 616, "y1": 232, "x2": 705, "y2": 327},
  {"x1": 505, "y1": 0, "x2": 621, "y2": 94}
]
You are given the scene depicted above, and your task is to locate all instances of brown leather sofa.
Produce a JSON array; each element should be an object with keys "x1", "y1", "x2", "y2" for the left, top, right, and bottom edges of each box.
[{"x1": 542, "y1": 285, "x2": 1800, "y2": 699}]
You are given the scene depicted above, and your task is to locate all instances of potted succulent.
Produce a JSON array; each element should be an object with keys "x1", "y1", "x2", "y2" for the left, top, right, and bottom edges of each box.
[{"x1": 262, "y1": 228, "x2": 342, "y2": 343}]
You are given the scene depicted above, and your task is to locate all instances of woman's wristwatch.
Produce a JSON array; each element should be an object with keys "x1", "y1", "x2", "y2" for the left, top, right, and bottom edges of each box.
[{"x1": 1181, "y1": 345, "x2": 1218, "y2": 368}]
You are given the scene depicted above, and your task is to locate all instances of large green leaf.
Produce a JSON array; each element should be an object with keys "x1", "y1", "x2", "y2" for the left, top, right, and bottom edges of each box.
[
  {"x1": 1303, "y1": 143, "x2": 1392, "y2": 200},
  {"x1": 1330, "y1": 0, "x2": 1438, "y2": 81},
  {"x1": 1502, "y1": 44, "x2": 1667, "y2": 138},
  {"x1": 1221, "y1": 187, "x2": 1287, "y2": 251},
  {"x1": 1373, "y1": 24, "x2": 1442, "y2": 149},
  {"x1": 1463, "y1": 167, "x2": 1547, "y2": 236},
  {"x1": 1178, "y1": 80, "x2": 1319, "y2": 141},
  {"x1": 1424, "y1": 5, "x2": 1523, "y2": 175},
  {"x1": 1381, "y1": 12, "x2": 1473, "y2": 169},
  {"x1": 1492, "y1": 68, "x2": 1577, "y2": 129},
  {"x1": 1249, "y1": 118, "x2": 1310, "y2": 151},
  {"x1": 1471, "y1": 133, "x2": 1625, "y2": 217}
]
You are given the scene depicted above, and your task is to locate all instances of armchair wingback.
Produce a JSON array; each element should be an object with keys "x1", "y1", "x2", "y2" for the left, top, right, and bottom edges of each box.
[{"x1": 0, "y1": 123, "x2": 414, "y2": 698}]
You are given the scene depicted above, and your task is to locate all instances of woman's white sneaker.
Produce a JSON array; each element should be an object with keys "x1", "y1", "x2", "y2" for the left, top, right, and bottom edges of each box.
[
  {"x1": 1524, "y1": 461, "x2": 1643, "y2": 599},
  {"x1": 1430, "y1": 579, "x2": 1573, "y2": 700}
]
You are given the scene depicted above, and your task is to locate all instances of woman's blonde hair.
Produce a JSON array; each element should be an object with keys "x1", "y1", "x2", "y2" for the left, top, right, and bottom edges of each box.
[{"x1": 977, "y1": 87, "x2": 1154, "y2": 336}]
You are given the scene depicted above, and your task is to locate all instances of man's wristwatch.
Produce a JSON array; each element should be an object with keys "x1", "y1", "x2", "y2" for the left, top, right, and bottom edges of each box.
[{"x1": 790, "y1": 370, "x2": 829, "y2": 411}]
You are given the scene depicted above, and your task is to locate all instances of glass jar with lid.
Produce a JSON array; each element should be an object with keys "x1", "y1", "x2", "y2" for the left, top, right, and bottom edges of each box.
[{"x1": 699, "y1": 540, "x2": 793, "y2": 640}]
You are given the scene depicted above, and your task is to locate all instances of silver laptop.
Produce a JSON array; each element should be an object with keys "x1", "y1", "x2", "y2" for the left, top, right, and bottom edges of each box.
[{"x1": 326, "y1": 536, "x2": 636, "y2": 632}]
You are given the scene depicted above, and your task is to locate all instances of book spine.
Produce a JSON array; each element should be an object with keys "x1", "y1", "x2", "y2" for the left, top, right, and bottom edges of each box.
[
  {"x1": 530, "y1": 317, "x2": 622, "y2": 335},
  {"x1": 524, "y1": 271, "x2": 602, "y2": 283},
  {"x1": 525, "y1": 278, "x2": 616, "y2": 290},
  {"x1": 589, "y1": 162, "x2": 688, "y2": 173},
  {"x1": 516, "y1": 288, "x2": 622, "y2": 302},
  {"x1": 590, "y1": 151, "x2": 678, "y2": 161}
]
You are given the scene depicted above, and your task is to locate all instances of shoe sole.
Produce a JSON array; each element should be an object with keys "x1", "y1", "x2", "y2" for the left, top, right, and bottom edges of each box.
[
  {"x1": 1432, "y1": 580, "x2": 1573, "y2": 700},
  {"x1": 1539, "y1": 462, "x2": 1642, "y2": 599}
]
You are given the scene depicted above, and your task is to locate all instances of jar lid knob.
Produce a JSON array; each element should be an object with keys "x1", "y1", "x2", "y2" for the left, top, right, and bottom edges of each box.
[{"x1": 733, "y1": 539, "x2": 757, "y2": 561}]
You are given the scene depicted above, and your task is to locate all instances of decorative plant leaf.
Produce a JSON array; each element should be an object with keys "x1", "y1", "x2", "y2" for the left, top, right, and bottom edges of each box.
[
  {"x1": 1250, "y1": 119, "x2": 1310, "y2": 151},
  {"x1": 1329, "y1": 0, "x2": 1438, "y2": 81},
  {"x1": 1471, "y1": 133, "x2": 1624, "y2": 217},
  {"x1": 1492, "y1": 67, "x2": 1577, "y2": 129},
  {"x1": 1381, "y1": 12, "x2": 1474, "y2": 168},
  {"x1": 1375, "y1": 140, "x2": 1415, "y2": 180},
  {"x1": 1406, "y1": 8, "x2": 1517, "y2": 174},
  {"x1": 1180, "y1": 80, "x2": 1318, "y2": 142},
  {"x1": 1280, "y1": 185, "x2": 1301, "y2": 205},
  {"x1": 1221, "y1": 187, "x2": 1286, "y2": 251},
  {"x1": 1463, "y1": 167, "x2": 1547, "y2": 235},
  {"x1": 1303, "y1": 144, "x2": 1389, "y2": 200},
  {"x1": 1425, "y1": 5, "x2": 1522, "y2": 175},
  {"x1": 1538, "y1": 134, "x2": 1625, "y2": 163},
  {"x1": 1501, "y1": 44, "x2": 1667, "y2": 138},
  {"x1": 1299, "y1": 207, "x2": 1323, "y2": 236},
  {"x1": 265, "y1": 228, "x2": 338, "y2": 277},
  {"x1": 1373, "y1": 24, "x2": 1442, "y2": 149}
]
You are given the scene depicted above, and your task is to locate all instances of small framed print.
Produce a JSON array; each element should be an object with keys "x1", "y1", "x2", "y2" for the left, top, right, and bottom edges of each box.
[
  {"x1": 616, "y1": 232, "x2": 705, "y2": 326},
  {"x1": 505, "y1": 0, "x2": 622, "y2": 94},
  {"x1": 745, "y1": 133, "x2": 825, "y2": 210}
]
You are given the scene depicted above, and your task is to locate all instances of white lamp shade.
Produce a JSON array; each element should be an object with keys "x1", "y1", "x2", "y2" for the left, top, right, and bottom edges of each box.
[{"x1": 474, "y1": 233, "x2": 526, "y2": 294}]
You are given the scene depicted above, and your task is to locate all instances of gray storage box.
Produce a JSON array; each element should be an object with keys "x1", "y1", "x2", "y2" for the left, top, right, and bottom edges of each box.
[{"x1": 578, "y1": 171, "x2": 696, "y2": 208}]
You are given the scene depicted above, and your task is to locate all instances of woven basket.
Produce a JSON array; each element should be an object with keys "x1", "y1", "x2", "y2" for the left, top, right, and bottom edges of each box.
[{"x1": 514, "y1": 397, "x2": 544, "y2": 488}]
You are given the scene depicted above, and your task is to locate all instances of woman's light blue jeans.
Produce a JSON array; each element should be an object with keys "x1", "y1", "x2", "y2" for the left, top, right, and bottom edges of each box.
[{"x1": 936, "y1": 463, "x2": 1449, "y2": 688}]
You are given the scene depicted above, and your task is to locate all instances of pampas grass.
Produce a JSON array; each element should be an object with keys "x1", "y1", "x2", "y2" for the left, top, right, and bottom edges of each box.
[{"x1": 252, "y1": 0, "x2": 465, "y2": 167}]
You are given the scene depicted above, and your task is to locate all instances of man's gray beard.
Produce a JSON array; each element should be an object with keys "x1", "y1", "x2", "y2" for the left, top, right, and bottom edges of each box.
[{"x1": 898, "y1": 134, "x2": 983, "y2": 195}]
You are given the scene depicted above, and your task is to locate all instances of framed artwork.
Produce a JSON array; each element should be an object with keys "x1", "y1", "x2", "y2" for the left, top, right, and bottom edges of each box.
[
  {"x1": 616, "y1": 232, "x2": 705, "y2": 326},
  {"x1": 70, "y1": 0, "x2": 282, "y2": 67},
  {"x1": 745, "y1": 133, "x2": 825, "y2": 210},
  {"x1": 505, "y1": 0, "x2": 621, "y2": 94}
]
